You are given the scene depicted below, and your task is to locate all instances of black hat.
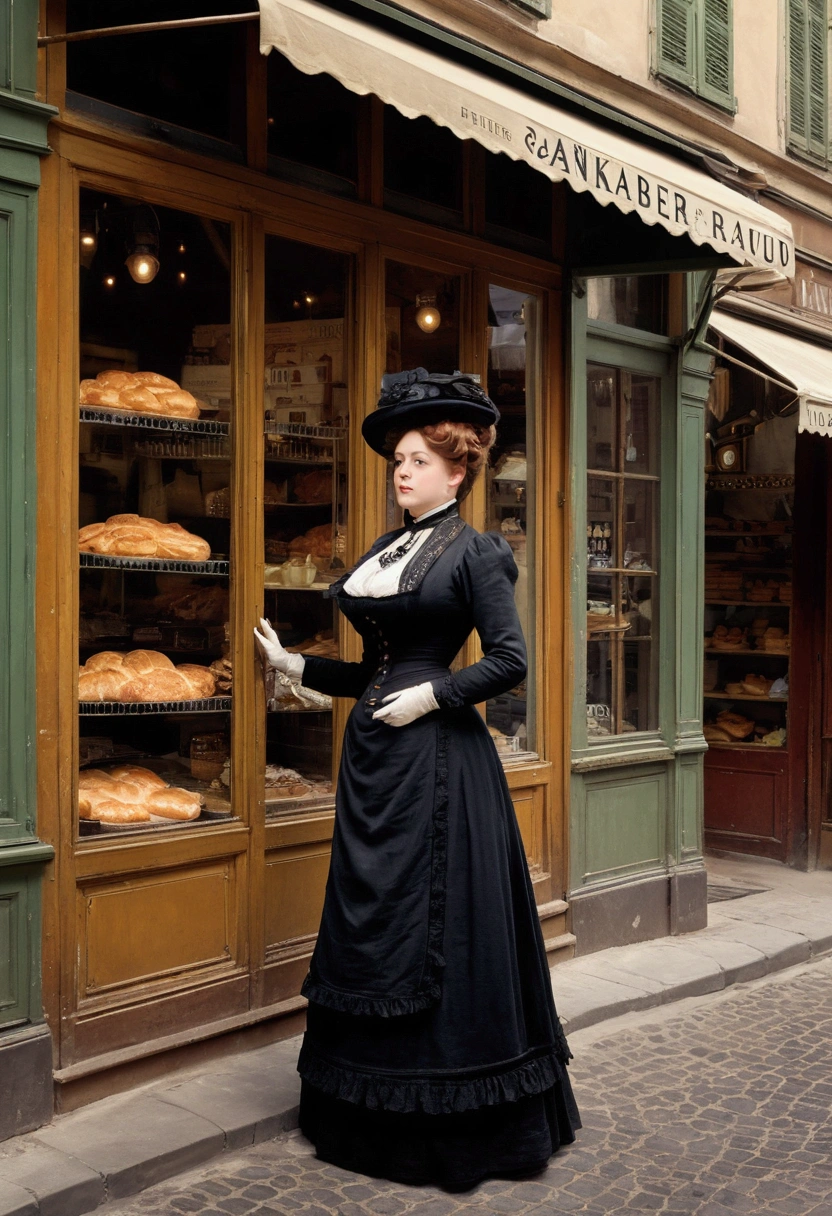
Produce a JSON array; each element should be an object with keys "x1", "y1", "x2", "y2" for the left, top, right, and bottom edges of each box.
[{"x1": 361, "y1": 368, "x2": 500, "y2": 455}]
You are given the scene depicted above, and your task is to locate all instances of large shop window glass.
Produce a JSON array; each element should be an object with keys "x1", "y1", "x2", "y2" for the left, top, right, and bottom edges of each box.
[
  {"x1": 486, "y1": 285, "x2": 538, "y2": 759},
  {"x1": 66, "y1": 1, "x2": 248, "y2": 153},
  {"x1": 384, "y1": 262, "x2": 461, "y2": 529},
  {"x1": 262, "y1": 236, "x2": 350, "y2": 815},
  {"x1": 77, "y1": 189, "x2": 233, "y2": 836},
  {"x1": 267, "y1": 55, "x2": 359, "y2": 193},
  {"x1": 586, "y1": 364, "x2": 660, "y2": 739}
]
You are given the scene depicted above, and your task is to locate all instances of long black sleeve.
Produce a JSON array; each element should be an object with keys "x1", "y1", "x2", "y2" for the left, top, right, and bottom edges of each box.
[
  {"x1": 301, "y1": 644, "x2": 379, "y2": 700},
  {"x1": 431, "y1": 531, "x2": 527, "y2": 708}
]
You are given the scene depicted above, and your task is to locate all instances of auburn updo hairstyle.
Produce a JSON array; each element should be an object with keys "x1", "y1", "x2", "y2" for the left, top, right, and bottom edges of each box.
[{"x1": 385, "y1": 420, "x2": 497, "y2": 502}]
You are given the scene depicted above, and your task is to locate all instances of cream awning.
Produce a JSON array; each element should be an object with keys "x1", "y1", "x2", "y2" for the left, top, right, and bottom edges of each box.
[
  {"x1": 710, "y1": 308, "x2": 832, "y2": 437},
  {"x1": 258, "y1": 0, "x2": 794, "y2": 277}
]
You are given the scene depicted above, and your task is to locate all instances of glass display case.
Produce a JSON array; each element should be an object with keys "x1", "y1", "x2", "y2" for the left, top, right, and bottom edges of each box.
[
  {"x1": 261, "y1": 235, "x2": 350, "y2": 815},
  {"x1": 485, "y1": 283, "x2": 539, "y2": 759},
  {"x1": 585, "y1": 362, "x2": 660, "y2": 738},
  {"x1": 77, "y1": 189, "x2": 234, "y2": 835}
]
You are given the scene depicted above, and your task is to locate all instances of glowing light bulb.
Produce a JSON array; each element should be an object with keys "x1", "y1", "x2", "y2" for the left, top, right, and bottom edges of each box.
[
  {"x1": 178, "y1": 243, "x2": 186, "y2": 254},
  {"x1": 178, "y1": 271, "x2": 187, "y2": 282},
  {"x1": 104, "y1": 275, "x2": 116, "y2": 288},
  {"x1": 415, "y1": 294, "x2": 441, "y2": 334},
  {"x1": 125, "y1": 251, "x2": 160, "y2": 284}
]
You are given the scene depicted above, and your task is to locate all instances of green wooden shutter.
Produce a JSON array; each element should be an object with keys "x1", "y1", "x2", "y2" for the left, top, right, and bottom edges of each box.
[
  {"x1": 788, "y1": 0, "x2": 828, "y2": 161},
  {"x1": 657, "y1": 0, "x2": 697, "y2": 88},
  {"x1": 699, "y1": 0, "x2": 734, "y2": 109}
]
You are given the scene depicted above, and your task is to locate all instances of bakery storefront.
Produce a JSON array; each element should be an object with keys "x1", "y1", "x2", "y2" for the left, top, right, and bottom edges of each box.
[
  {"x1": 702, "y1": 299, "x2": 832, "y2": 870},
  {"x1": 32, "y1": 0, "x2": 794, "y2": 1111}
]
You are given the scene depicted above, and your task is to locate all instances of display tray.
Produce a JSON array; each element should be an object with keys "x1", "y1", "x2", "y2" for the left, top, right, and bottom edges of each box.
[
  {"x1": 80, "y1": 406, "x2": 229, "y2": 435},
  {"x1": 264, "y1": 421, "x2": 346, "y2": 439},
  {"x1": 264, "y1": 581, "x2": 332, "y2": 592},
  {"x1": 265, "y1": 790, "x2": 335, "y2": 815},
  {"x1": 79, "y1": 808, "x2": 234, "y2": 836},
  {"x1": 79, "y1": 697, "x2": 232, "y2": 715},
  {"x1": 130, "y1": 436, "x2": 229, "y2": 460},
  {"x1": 80, "y1": 553, "x2": 230, "y2": 576}
]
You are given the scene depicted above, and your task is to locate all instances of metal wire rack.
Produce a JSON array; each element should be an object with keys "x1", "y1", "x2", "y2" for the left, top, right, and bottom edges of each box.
[
  {"x1": 264, "y1": 421, "x2": 347, "y2": 439},
  {"x1": 130, "y1": 436, "x2": 229, "y2": 459},
  {"x1": 79, "y1": 553, "x2": 230, "y2": 576},
  {"x1": 78, "y1": 697, "x2": 232, "y2": 715},
  {"x1": 80, "y1": 407, "x2": 230, "y2": 436}
]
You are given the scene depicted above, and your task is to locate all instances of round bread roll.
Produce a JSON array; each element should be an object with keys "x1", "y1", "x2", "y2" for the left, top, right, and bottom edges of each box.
[
  {"x1": 83, "y1": 651, "x2": 126, "y2": 672},
  {"x1": 134, "y1": 372, "x2": 179, "y2": 390},
  {"x1": 79, "y1": 379, "x2": 97, "y2": 403},
  {"x1": 78, "y1": 522, "x2": 107, "y2": 550},
  {"x1": 176, "y1": 664, "x2": 216, "y2": 698},
  {"x1": 122, "y1": 649, "x2": 176, "y2": 675},
  {"x1": 107, "y1": 514, "x2": 141, "y2": 526},
  {"x1": 154, "y1": 526, "x2": 211, "y2": 561},
  {"x1": 150, "y1": 388, "x2": 200, "y2": 419},
  {"x1": 147, "y1": 787, "x2": 201, "y2": 821},
  {"x1": 78, "y1": 667, "x2": 137, "y2": 701},
  {"x1": 96, "y1": 371, "x2": 136, "y2": 390},
  {"x1": 87, "y1": 800, "x2": 151, "y2": 824},
  {"x1": 742, "y1": 674, "x2": 771, "y2": 696},
  {"x1": 716, "y1": 711, "x2": 754, "y2": 739},
  {"x1": 83, "y1": 386, "x2": 123, "y2": 409},
  {"x1": 119, "y1": 386, "x2": 160, "y2": 412},
  {"x1": 132, "y1": 668, "x2": 195, "y2": 701},
  {"x1": 107, "y1": 765, "x2": 168, "y2": 790}
]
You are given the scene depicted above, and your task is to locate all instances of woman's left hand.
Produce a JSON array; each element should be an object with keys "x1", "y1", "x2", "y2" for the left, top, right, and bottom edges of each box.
[{"x1": 372, "y1": 682, "x2": 438, "y2": 727}]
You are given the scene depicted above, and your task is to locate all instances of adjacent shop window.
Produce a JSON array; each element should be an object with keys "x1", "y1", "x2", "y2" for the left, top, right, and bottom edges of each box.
[
  {"x1": 384, "y1": 108, "x2": 464, "y2": 225},
  {"x1": 66, "y1": 0, "x2": 247, "y2": 155},
  {"x1": 77, "y1": 188, "x2": 233, "y2": 835},
  {"x1": 486, "y1": 285, "x2": 539, "y2": 760},
  {"x1": 384, "y1": 262, "x2": 462, "y2": 528},
  {"x1": 786, "y1": 0, "x2": 828, "y2": 163},
  {"x1": 267, "y1": 54, "x2": 359, "y2": 194},
  {"x1": 484, "y1": 152, "x2": 553, "y2": 256},
  {"x1": 654, "y1": 0, "x2": 735, "y2": 112},
  {"x1": 586, "y1": 364, "x2": 660, "y2": 739},
  {"x1": 587, "y1": 276, "x2": 668, "y2": 336},
  {"x1": 263, "y1": 236, "x2": 350, "y2": 815}
]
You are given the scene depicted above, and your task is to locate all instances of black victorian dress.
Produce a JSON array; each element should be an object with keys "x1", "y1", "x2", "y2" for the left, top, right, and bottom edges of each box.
[{"x1": 297, "y1": 503, "x2": 580, "y2": 1188}]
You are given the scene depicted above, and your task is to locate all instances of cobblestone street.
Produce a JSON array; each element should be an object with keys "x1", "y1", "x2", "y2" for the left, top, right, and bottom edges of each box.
[{"x1": 104, "y1": 959, "x2": 832, "y2": 1216}]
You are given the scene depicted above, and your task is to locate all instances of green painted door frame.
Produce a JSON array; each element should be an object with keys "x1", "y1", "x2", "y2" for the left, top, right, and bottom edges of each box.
[
  {"x1": 0, "y1": 0, "x2": 57, "y2": 1141},
  {"x1": 567, "y1": 276, "x2": 712, "y2": 952}
]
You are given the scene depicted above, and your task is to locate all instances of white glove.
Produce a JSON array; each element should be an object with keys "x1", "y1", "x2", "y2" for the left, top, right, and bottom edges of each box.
[
  {"x1": 372, "y1": 682, "x2": 438, "y2": 727},
  {"x1": 254, "y1": 618, "x2": 305, "y2": 679}
]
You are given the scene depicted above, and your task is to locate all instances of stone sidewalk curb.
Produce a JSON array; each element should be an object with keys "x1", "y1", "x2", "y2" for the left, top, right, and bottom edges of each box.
[{"x1": 1, "y1": 866, "x2": 831, "y2": 1215}]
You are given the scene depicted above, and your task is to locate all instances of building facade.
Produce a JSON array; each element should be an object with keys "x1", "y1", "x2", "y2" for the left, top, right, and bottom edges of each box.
[{"x1": 6, "y1": 0, "x2": 832, "y2": 1134}]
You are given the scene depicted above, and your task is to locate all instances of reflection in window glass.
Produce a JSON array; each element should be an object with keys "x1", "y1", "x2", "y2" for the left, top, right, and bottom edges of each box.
[
  {"x1": 485, "y1": 152, "x2": 553, "y2": 251},
  {"x1": 585, "y1": 363, "x2": 660, "y2": 738},
  {"x1": 486, "y1": 284, "x2": 538, "y2": 760},
  {"x1": 587, "y1": 275, "x2": 667, "y2": 335},
  {"x1": 263, "y1": 237, "x2": 351, "y2": 816},
  {"x1": 267, "y1": 55, "x2": 359, "y2": 190},
  {"x1": 384, "y1": 109, "x2": 463, "y2": 219},
  {"x1": 67, "y1": 0, "x2": 247, "y2": 148}
]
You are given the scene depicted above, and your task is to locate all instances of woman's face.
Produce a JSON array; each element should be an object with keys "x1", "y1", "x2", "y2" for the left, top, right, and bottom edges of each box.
[{"x1": 392, "y1": 430, "x2": 464, "y2": 518}]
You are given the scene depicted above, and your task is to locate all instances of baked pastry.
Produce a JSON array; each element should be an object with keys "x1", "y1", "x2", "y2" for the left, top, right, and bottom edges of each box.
[
  {"x1": 78, "y1": 515, "x2": 211, "y2": 562},
  {"x1": 289, "y1": 523, "x2": 333, "y2": 558},
  {"x1": 78, "y1": 765, "x2": 201, "y2": 824},
  {"x1": 742, "y1": 674, "x2": 771, "y2": 696},
  {"x1": 294, "y1": 470, "x2": 331, "y2": 503},
  {"x1": 80, "y1": 371, "x2": 199, "y2": 419},
  {"x1": 704, "y1": 724, "x2": 732, "y2": 743},
  {"x1": 716, "y1": 711, "x2": 754, "y2": 740},
  {"x1": 79, "y1": 650, "x2": 216, "y2": 702}
]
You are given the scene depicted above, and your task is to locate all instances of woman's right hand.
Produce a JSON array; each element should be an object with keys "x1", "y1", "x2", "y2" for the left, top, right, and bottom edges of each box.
[{"x1": 254, "y1": 618, "x2": 305, "y2": 679}]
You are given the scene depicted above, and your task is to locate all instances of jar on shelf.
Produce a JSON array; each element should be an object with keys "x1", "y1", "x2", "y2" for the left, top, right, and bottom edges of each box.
[{"x1": 190, "y1": 732, "x2": 229, "y2": 781}]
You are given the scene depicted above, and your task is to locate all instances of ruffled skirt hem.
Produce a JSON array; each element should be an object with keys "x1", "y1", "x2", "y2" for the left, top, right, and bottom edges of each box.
[
  {"x1": 298, "y1": 1041, "x2": 572, "y2": 1115},
  {"x1": 299, "y1": 1077, "x2": 581, "y2": 1189}
]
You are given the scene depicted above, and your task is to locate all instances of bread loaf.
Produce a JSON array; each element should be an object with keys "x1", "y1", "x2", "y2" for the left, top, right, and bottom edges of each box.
[
  {"x1": 716, "y1": 711, "x2": 754, "y2": 740},
  {"x1": 78, "y1": 765, "x2": 201, "y2": 824},
  {"x1": 78, "y1": 371, "x2": 200, "y2": 419},
  {"x1": 79, "y1": 650, "x2": 216, "y2": 702},
  {"x1": 78, "y1": 515, "x2": 211, "y2": 562}
]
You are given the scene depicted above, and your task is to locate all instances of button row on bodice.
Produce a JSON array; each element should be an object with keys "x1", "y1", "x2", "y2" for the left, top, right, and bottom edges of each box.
[{"x1": 366, "y1": 615, "x2": 390, "y2": 708}]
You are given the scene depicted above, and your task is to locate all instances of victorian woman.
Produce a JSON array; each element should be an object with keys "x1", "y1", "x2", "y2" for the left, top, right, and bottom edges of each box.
[{"x1": 255, "y1": 369, "x2": 580, "y2": 1188}]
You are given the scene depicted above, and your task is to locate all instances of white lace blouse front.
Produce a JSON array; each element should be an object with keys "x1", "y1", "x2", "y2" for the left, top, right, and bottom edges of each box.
[{"x1": 343, "y1": 499, "x2": 457, "y2": 599}]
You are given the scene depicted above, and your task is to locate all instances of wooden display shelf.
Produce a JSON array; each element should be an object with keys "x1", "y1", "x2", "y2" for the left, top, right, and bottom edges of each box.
[
  {"x1": 704, "y1": 691, "x2": 788, "y2": 703},
  {"x1": 703, "y1": 648, "x2": 789, "y2": 657},
  {"x1": 706, "y1": 740, "x2": 788, "y2": 751}
]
